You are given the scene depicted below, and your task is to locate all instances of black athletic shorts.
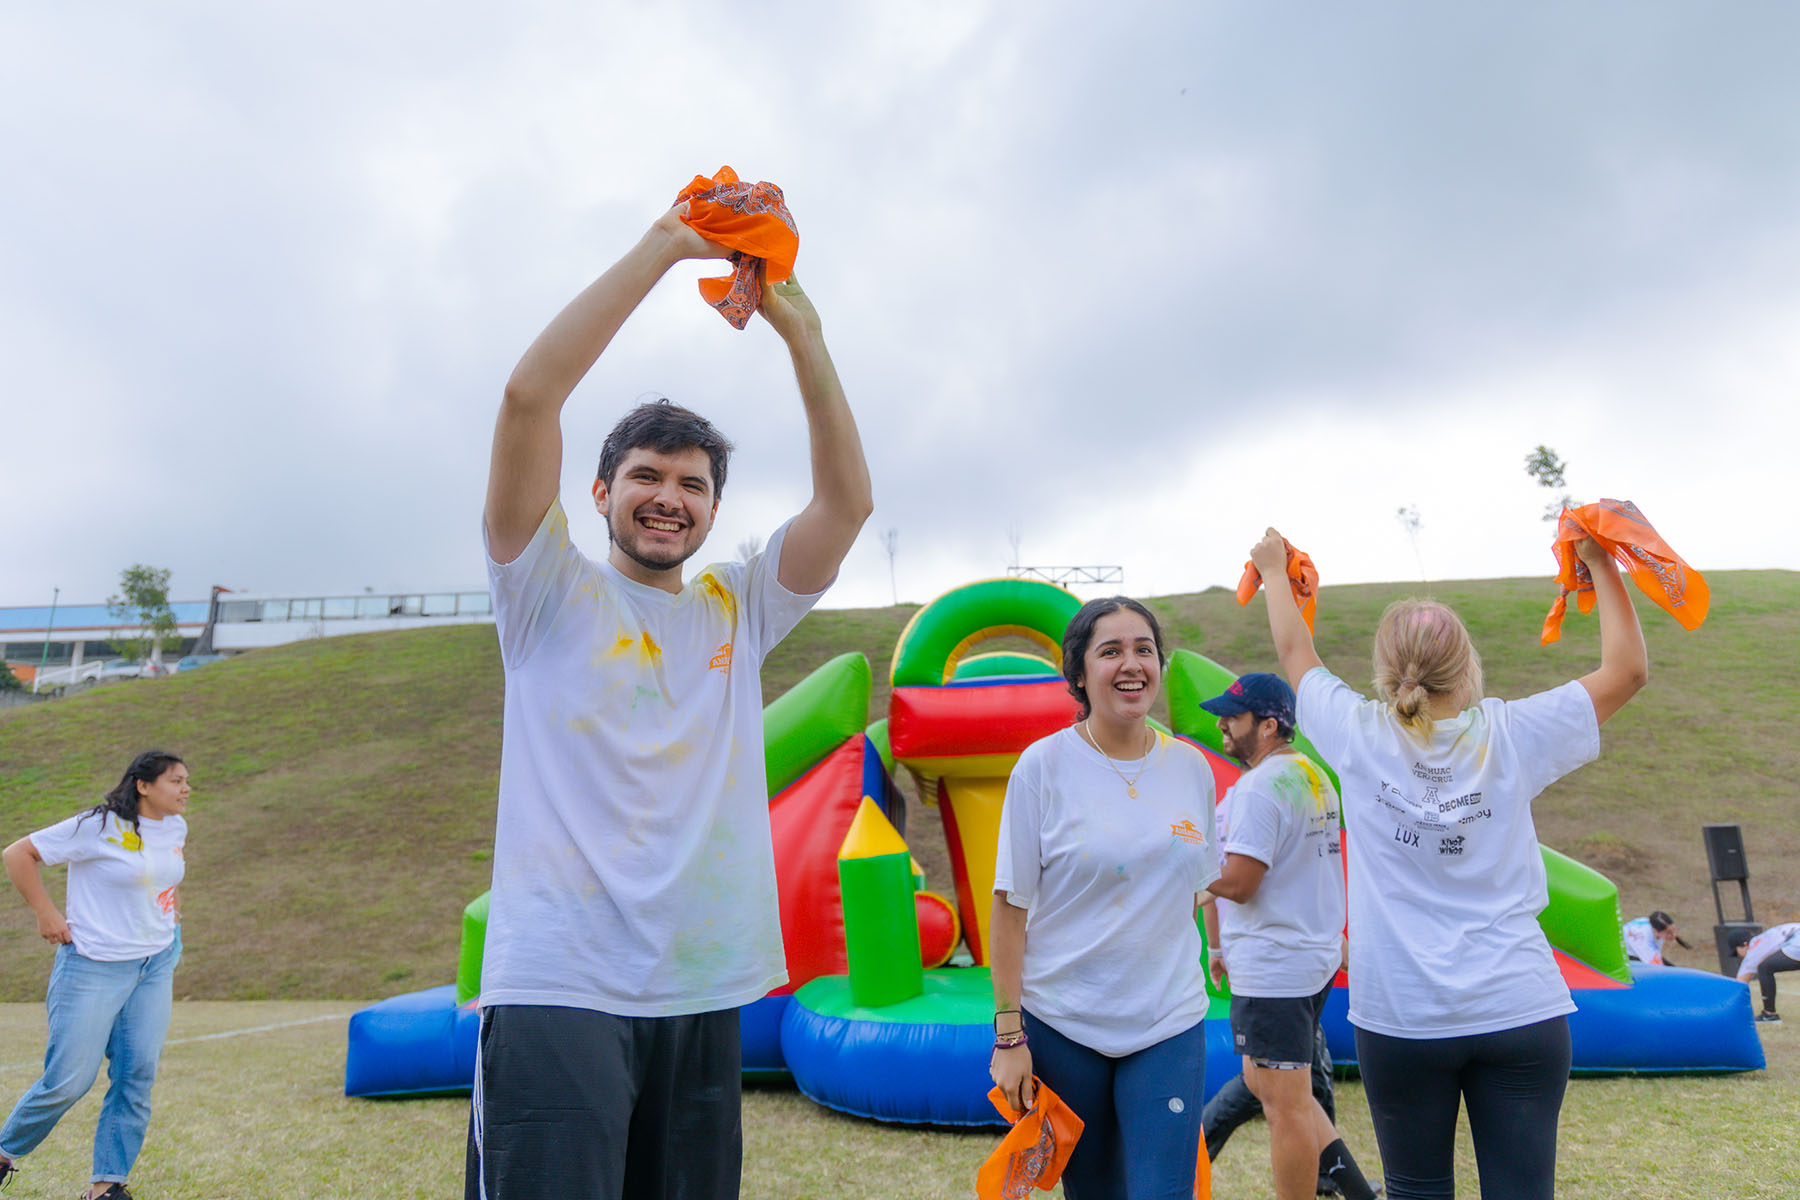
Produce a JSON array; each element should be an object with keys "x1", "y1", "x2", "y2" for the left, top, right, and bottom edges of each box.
[
  {"x1": 465, "y1": 1004, "x2": 742, "y2": 1200},
  {"x1": 1230, "y1": 979, "x2": 1333, "y2": 1068}
]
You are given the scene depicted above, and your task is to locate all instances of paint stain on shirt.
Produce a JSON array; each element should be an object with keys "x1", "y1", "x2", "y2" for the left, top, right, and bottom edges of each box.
[
  {"x1": 608, "y1": 632, "x2": 663, "y2": 666},
  {"x1": 696, "y1": 571, "x2": 738, "y2": 622}
]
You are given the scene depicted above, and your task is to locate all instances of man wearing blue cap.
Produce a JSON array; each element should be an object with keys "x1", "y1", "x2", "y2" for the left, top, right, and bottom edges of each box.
[{"x1": 1201, "y1": 673, "x2": 1378, "y2": 1200}]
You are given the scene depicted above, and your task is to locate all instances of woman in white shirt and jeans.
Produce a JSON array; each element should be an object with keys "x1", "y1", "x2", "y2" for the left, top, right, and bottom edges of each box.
[
  {"x1": 0, "y1": 750, "x2": 190, "y2": 1200},
  {"x1": 1249, "y1": 529, "x2": 1647, "y2": 1200},
  {"x1": 988, "y1": 597, "x2": 1222, "y2": 1199}
]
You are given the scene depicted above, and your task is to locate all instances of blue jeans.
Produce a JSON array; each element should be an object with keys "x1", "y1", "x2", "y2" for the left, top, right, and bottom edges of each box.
[
  {"x1": 0, "y1": 932, "x2": 180, "y2": 1183},
  {"x1": 1022, "y1": 1010, "x2": 1205, "y2": 1200}
]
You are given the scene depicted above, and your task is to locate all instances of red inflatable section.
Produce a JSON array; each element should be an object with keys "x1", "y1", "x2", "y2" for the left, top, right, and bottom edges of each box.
[
  {"x1": 916, "y1": 890, "x2": 960, "y2": 969},
  {"x1": 890, "y1": 680, "x2": 1080, "y2": 759},
  {"x1": 1194, "y1": 740, "x2": 1242, "y2": 797},
  {"x1": 767, "y1": 736, "x2": 869, "y2": 995}
]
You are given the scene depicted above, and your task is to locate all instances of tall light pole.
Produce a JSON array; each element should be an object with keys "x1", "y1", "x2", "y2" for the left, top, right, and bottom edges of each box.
[{"x1": 33, "y1": 586, "x2": 59, "y2": 694}]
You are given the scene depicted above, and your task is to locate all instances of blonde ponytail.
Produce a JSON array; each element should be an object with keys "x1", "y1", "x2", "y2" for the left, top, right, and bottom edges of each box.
[{"x1": 1372, "y1": 600, "x2": 1483, "y2": 739}]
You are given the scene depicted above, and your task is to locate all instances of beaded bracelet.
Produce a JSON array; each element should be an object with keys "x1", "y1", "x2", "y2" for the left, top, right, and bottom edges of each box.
[{"x1": 993, "y1": 1031, "x2": 1029, "y2": 1051}]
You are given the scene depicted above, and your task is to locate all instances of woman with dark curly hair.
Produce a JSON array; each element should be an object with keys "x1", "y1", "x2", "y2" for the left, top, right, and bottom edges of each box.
[
  {"x1": 0, "y1": 750, "x2": 190, "y2": 1200},
  {"x1": 988, "y1": 596, "x2": 1221, "y2": 1198}
]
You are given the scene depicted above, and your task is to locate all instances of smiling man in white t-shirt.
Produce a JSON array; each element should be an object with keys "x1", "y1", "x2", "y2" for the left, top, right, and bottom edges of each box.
[
  {"x1": 1202, "y1": 673, "x2": 1377, "y2": 1200},
  {"x1": 468, "y1": 198, "x2": 872, "y2": 1200}
]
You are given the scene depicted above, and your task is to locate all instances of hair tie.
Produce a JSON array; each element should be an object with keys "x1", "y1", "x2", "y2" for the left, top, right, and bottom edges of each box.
[{"x1": 1400, "y1": 676, "x2": 1419, "y2": 688}]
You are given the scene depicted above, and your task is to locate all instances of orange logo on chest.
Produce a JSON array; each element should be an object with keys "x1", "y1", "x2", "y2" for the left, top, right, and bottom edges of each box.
[
  {"x1": 709, "y1": 642, "x2": 733, "y2": 675},
  {"x1": 1170, "y1": 819, "x2": 1205, "y2": 844}
]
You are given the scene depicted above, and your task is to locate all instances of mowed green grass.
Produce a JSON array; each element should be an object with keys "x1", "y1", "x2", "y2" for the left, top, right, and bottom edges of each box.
[
  {"x1": 0, "y1": 998, "x2": 1796, "y2": 1199},
  {"x1": 2, "y1": 570, "x2": 1794, "y2": 1002}
]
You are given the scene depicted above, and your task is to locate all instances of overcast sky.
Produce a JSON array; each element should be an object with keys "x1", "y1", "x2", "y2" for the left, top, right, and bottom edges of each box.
[{"x1": 4, "y1": 2, "x2": 1795, "y2": 614}]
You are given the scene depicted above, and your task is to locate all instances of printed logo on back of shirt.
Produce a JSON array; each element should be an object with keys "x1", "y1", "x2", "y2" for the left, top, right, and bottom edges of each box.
[{"x1": 1439, "y1": 835, "x2": 1466, "y2": 857}]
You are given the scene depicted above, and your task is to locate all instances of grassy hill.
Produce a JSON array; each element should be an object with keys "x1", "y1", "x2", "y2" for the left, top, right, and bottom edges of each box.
[{"x1": 1, "y1": 570, "x2": 1794, "y2": 1001}]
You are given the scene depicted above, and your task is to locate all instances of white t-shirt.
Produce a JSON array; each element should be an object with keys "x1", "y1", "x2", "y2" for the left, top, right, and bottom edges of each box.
[
  {"x1": 1622, "y1": 917, "x2": 1667, "y2": 965},
  {"x1": 1297, "y1": 667, "x2": 1599, "y2": 1039},
  {"x1": 1738, "y1": 923, "x2": 1800, "y2": 980},
  {"x1": 31, "y1": 810, "x2": 185, "y2": 962},
  {"x1": 1216, "y1": 749, "x2": 1345, "y2": 997},
  {"x1": 481, "y1": 499, "x2": 824, "y2": 1017},
  {"x1": 994, "y1": 727, "x2": 1220, "y2": 1056}
]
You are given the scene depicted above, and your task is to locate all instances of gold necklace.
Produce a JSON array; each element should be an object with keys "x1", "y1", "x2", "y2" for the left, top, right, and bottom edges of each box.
[{"x1": 1081, "y1": 720, "x2": 1154, "y2": 798}]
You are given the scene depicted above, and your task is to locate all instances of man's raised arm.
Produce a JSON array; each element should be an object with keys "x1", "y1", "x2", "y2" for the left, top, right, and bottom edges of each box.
[
  {"x1": 484, "y1": 206, "x2": 728, "y2": 564},
  {"x1": 757, "y1": 276, "x2": 874, "y2": 594}
]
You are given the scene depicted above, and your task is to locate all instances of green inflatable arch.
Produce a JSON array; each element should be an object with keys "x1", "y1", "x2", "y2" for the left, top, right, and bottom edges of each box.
[{"x1": 889, "y1": 578, "x2": 1083, "y2": 687}]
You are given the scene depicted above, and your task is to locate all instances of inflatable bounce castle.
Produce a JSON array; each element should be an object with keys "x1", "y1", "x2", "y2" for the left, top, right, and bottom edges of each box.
[{"x1": 346, "y1": 578, "x2": 1765, "y2": 1122}]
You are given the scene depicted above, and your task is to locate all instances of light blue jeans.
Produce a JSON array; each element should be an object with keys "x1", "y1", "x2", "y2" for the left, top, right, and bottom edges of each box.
[{"x1": 0, "y1": 930, "x2": 180, "y2": 1184}]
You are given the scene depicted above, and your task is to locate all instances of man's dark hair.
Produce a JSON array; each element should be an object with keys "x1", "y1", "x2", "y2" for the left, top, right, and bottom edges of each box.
[
  {"x1": 597, "y1": 399, "x2": 733, "y2": 498},
  {"x1": 1061, "y1": 596, "x2": 1167, "y2": 720}
]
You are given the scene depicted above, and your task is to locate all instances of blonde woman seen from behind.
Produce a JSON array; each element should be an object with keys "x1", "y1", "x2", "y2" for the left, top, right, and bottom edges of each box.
[{"x1": 1249, "y1": 528, "x2": 1646, "y2": 1200}]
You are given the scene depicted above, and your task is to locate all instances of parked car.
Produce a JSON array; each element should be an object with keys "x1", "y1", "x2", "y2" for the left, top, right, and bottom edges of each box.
[
  {"x1": 174, "y1": 654, "x2": 229, "y2": 673},
  {"x1": 95, "y1": 659, "x2": 144, "y2": 681}
]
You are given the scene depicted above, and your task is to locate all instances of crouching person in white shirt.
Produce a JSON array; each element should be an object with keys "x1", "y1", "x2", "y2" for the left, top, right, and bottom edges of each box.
[{"x1": 1200, "y1": 672, "x2": 1377, "y2": 1200}]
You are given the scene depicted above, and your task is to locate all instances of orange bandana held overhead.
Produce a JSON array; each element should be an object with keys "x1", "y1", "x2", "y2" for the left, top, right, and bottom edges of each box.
[
  {"x1": 1237, "y1": 539, "x2": 1319, "y2": 634},
  {"x1": 976, "y1": 1080, "x2": 1084, "y2": 1200},
  {"x1": 675, "y1": 166, "x2": 798, "y2": 330},
  {"x1": 1541, "y1": 498, "x2": 1710, "y2": 645}
]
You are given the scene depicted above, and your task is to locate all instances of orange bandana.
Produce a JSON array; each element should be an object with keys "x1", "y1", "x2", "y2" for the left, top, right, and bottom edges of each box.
[
  {"x1": 1541, "y1": 499, "x2": 1709, "y2": 645},
  {"x1": 675, "y1": 166, "x2": 798, "y2": 329},
  {"x1": 1236, "y1": 540, "x2": 1319, "y2": 634},
  {"x1": 976, "y1": 1080, "x2": 1084, "y2": 1199}
]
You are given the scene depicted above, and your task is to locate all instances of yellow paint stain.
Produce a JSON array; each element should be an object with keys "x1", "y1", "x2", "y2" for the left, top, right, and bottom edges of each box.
[
  {"x1": 605, "y1": 631, "x2": 664, "y2": 669},
  {"x1": 697, "y1": 571, "x2": 738, "y2": 620}
]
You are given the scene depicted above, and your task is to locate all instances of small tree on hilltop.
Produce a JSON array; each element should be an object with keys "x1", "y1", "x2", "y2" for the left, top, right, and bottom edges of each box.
[
  {"x1": 0, "y1": 661, "x2": 22, "y2": 691},
  {"x1": 1396, "y1": 505, "x2": 1425, "y2": 581},
  {"x1": 108, "y1": 564, "x2": 179, "y2": 666},
  {"x1": 1524, "y1": 445, "x2": 1578, "y2": 522},
  {"x1": 880, "y1": 528, "x2": 899, "y2": 605}
]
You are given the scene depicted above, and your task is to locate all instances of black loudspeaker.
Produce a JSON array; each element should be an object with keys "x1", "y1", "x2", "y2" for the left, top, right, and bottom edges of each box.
[
  {"x1": 1704, "y1": 824, "x2": 1749, "y2": 882},
  {"x1": 1714, "y1": 921, "x2": 1763, "y2": 977}
]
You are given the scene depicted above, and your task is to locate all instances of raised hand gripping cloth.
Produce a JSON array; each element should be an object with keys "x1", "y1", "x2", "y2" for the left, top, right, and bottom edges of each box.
[
  {"x1": 1541, "y1": 498, "x2": 1710, "y2": 645},
  {"x1": 1236, "y1": 540, "x2": 1319, "y2": 634},
  {"x1": 976, "y1": 1080, "x2": 1083, "y2": 1199},
  {"x1": 675, "y1": 165, "x2": 798, "y2": 330}
]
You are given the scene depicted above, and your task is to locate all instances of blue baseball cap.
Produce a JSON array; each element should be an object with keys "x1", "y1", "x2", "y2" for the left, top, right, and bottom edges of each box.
[{"x1": 1199, "y1": 672, "x2": 1296, "y2": 727}]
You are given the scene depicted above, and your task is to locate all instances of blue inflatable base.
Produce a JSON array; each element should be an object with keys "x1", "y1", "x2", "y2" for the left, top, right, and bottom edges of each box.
[
  {"x1": 344, "y1": 984, "x2": 480, "y2": 1097},
  {"x1": 779, "y1": 975, "x2": 1240, "y2": 1128},
  {"x1": 347, "y1": 963, "x2": 1761, "y2": 1108},
  {"x1": 1315, "y1": 963, "x2": 1764, "y2": 1075}
]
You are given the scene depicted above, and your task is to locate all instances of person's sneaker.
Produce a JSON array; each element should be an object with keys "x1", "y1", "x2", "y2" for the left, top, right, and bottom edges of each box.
[
  {"x1": 1757, "y1": 1010, "x2": 1782, "y2": 1024},
  {"x1": 87, "y1": 1185, "x2": 134, "y2": 1200}
]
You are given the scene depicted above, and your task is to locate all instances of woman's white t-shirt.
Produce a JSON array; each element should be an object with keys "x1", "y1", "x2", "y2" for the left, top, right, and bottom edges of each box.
[
  {"x1": 31, "y1": 810, "x2": 186, "y2": 961},
  {"x1": 1622, "y1": 917, "x2": 1667, "y2": 965},
  {"x1": 1216, "y1": 750, "x2": 1346, "y2": 997},
  {"x1": 1297, "y1": 667, "x2": 1598, "y2": 1039},
  {"x1": 994, "y1": 727, "x2": 1220, "y2": 1056}
]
